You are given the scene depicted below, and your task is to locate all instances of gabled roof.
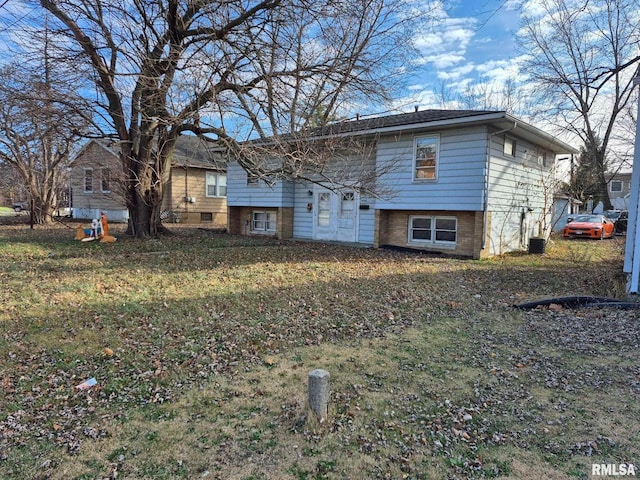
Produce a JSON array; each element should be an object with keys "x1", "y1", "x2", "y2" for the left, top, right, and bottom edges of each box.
[
  {"x1": 72, "y1": 136, "x2": 227, "y2": 170},
  {"x1": 70, "y1": 138, "x2": 119, "y2": 164},
  {"x1": 171, "y1": 135, "x2": 226, "y2": 170}
]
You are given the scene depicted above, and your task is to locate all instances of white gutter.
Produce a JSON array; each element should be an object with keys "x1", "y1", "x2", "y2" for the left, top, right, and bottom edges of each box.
[
  {"x1": 315, "y1": 111, "x2": 575, "y2": 152},
  {"x1": 249, "y1": 111, "x2": 577, "y2": 154},
  {"x1": 483, "y1": 122, "x2": 518, "y2": 250},
  {"x1": 321, "y1": 112, "x2": 510, "y2": 138}
]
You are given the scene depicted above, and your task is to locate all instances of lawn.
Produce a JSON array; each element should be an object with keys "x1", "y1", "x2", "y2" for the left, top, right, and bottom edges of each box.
[{"x1": 0, "y1": 224, "x2": 638, "y2": 480}]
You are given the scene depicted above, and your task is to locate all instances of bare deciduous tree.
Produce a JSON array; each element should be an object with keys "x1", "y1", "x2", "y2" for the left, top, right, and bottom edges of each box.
[
  {"x1": 517, "y1": 0, "x2": 640, "y2": 211},
  {"x1": 0, "y1": 62, "x2": 90, "y2": 223},
  {"x1": 39, "y1": 0, "x2": 424, "y2": 238}
]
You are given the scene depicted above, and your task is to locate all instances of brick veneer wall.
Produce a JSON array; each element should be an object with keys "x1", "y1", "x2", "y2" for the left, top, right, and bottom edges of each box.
[
  {"x1": 375, "y1": 210, "x2": 486, "y2": 259},
  {"x1": 227, "y1": 206, "x2": 293, "y2": 239}
]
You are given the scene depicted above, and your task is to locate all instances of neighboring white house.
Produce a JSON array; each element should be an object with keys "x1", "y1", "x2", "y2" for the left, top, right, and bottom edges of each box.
[
  {"x1": 552, "y1": 193, "x2": 582, "y2": 232},
  {"x1": 592, "y1": 171, "x2": 633, "y2": 213},
  {"x1": 226, "y1": 109, "x2": 577, "y2": 259}
]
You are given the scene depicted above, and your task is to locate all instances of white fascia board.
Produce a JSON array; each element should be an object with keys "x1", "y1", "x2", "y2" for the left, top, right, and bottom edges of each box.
[
  {"x1": 310, "y1": 112, "x2": 577, "y2": 154},
  {"x1": 312, "y1": 112, "x2": 511, "y2": 140}
]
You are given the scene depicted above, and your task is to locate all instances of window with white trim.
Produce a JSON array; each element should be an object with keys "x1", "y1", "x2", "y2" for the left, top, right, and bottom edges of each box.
[
  {"x1": 414, "y1": 136, "x2": 439, "y2": 180},
  {"x1": 206, "y1": 172, "x2": 227, "y2": 197},
  {"x1": 252, "y1": 211, "x2": 276, "y2": 233},
  {"x1": 504, "y1": 136, "x2": 516, "y2": 157},
  {"x1": 83, "y1": 168, "x2": 93, "y2": 193},
  {"x1": 408, "y1": 216, "x2": 457, "y2": 245},
  {"x1": 610, "y1": 180, "x2": 623, "y2": 193},
  {"x1": 101, "y1": 167, "x2": 111, "y2": 193},
  {"x1": 537, "y1": 151, "x2": 551, "y2": 168},
  {"x1": 339, "y1": 192, "x2": 355, "y2": 228}
]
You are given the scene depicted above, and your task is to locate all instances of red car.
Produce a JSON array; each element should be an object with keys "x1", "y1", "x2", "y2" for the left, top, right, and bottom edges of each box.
[{"x1": 563, "y1": 214, "x2": 615, "y2": 239}]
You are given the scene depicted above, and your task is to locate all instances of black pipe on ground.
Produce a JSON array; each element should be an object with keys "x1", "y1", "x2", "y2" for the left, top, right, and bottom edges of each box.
[{"x1": 513, "y1": 295, "x2": 640, "y2": 310}]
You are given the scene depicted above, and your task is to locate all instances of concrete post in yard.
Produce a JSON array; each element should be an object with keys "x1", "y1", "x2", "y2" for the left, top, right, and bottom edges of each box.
[{"x1": 308, "y1": 369, "x2": 330, "y2": 420}]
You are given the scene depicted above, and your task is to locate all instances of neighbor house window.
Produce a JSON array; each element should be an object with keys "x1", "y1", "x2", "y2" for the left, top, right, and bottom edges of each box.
[
  {"x1": 206, "y1": 172, "x2": 227, "y2": 197},
  {"x1": 610, "y1": 180, "x2": 623, "y2": 193},
  {"x1": 101, "y1": 167, "x2": 110, "y2": 193},
  {"x1": 200, "y1": 212, "x2": 213, "y2": 222},
  {"x1": 83, "y1": 168, "x2": 93, "y2": 193},
  {"x1": 414, "y1": 136, "x2": 439, "y2": 180},
  {"x1": 504, "y1": 136, "x2": 516, "y2": 157},
  {"x1": 252, "y1": 211, "x2": 276, "y2": 233},
  {"x1": 408, "y1": 216, "x2": 457, "y2": 246}
]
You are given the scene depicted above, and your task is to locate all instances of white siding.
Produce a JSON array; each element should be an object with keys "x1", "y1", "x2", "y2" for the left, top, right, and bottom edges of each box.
[
  {"x1": 374, "y1": 127, "x2": 488, "y2": 210},
  {"x1": 292, "y1": 182, "x2": 313, "y2": 239},
  {"x1": 486, "y1": 135, "x2": 554, "y2": 255},
  {"x1": 74, "y1": 207, "x2": 129, "y2": 223},
  {"x1": 357, "y1": 196, "x2": 375, "y2": 244}
]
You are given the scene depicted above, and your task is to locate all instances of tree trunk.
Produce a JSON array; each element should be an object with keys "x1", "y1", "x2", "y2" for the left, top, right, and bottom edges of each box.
[
  {"x1": 126, "y1": 189, "x2": 154, "y2": 238},
  {"x1": 596, "y1": 156, "x2": 613, "y2": 211},
  {"x1": 125, "y1": 177, "x2": 166, "y2": 238}
]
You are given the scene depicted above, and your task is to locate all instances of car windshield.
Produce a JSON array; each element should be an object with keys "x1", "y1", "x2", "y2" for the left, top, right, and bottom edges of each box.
[{"x1": 572, "y1": 215, "x2": 602, "y2": 223}]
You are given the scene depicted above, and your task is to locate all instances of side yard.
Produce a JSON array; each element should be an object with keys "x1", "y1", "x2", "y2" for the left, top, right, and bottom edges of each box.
[{"x1": 0, "y1": 225, "x2": 637, "y2": 479}]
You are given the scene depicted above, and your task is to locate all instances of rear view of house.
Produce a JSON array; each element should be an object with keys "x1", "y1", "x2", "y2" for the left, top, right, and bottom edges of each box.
[
  {"x1": 227, "y1": 110, "x2": 576, "y2": 258},
  {"x1": 70, "y1": 140, "x2": 128, "y2": 222},
  {"x1": 70, "y1": 136, "x2": 227, "y2": 225}
]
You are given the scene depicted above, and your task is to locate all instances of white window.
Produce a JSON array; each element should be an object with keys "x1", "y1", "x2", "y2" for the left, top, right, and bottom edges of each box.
[
  {"x1": 537, "y1": 151, "x2": 551, "y2": 167},
  {"x1": 414, "y1": 136, "x2": 439, "y2": 180},
  {"x1": 317, "y1": 192, "x2": 331, "y2": 227},
  {"x1": 252, "y1": 211, "x2": 276, "y2": 233},
  {"x1": 504, "y1": 136, "x2": 516, "y2": 157},
  {"x1": 83, "y1": 168, "x2": 93, "y2": 193},
  {"x1": 408, "y1": 216, "x2": 457, "y2": 245},
  {"x1": 340, "y1": 192, "x2": 355, "y2": 229},
  {"x1": 206, "y1": 172, "x2": 227, "y2": 197},
  {"x1": 610, "y1": 180, "x2": 623, "y2": 193},
  {"x1": 101, "y1": 167, "x2": 110, "y2": 193}
]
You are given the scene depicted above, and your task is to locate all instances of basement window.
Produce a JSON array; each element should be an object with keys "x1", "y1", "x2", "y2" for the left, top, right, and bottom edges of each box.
[
  {"x1": 252, "y1": 211, "x2": 276, "y2": 233},
  {"x1": 408, "y1": 216, "x2": 457, "y2": 246}
]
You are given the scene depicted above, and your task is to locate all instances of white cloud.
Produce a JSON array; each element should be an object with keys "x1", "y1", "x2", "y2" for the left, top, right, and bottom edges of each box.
[
  {"x1": 437, "y1": 63, "x2": 476, "y2": 80},
  {"x1": 413, "y1": 9, "x2": 477, "y2": 67}
]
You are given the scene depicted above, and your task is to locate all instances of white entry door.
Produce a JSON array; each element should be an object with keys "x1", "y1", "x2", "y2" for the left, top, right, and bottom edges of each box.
[{"x1": 313, "y1": 188, "x2": 358, "y2": 242}]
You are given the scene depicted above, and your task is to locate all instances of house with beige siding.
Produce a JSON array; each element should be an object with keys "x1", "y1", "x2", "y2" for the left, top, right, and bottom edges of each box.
[
  {"x1": 70, "y1": 136, "x2": 227, "y2": 225},
  {"x1": 227, "y1": 110, "x2": 576, "y2": 258}
]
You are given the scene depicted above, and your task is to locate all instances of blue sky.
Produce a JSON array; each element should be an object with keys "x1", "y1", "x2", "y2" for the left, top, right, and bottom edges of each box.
[
  {"x1": 0, "y1": 0, "x2": 533, "y2": 117},
  {"x1": 400, "y1": 0, "x2": 525, "y2": 111}
]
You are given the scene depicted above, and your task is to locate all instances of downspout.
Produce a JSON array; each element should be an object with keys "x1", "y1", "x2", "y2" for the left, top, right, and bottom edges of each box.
[
  {"x1": 483, "y1": 122, "x2": 517, "y2": 250},
  {"x1": 184, "y1": 166, "x2": 189, "y2": 219}
]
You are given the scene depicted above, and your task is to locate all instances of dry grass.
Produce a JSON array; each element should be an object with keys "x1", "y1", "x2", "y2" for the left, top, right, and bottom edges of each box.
[{"x1": 0, "y1": 223, "x2": 637, "y2": 479}]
